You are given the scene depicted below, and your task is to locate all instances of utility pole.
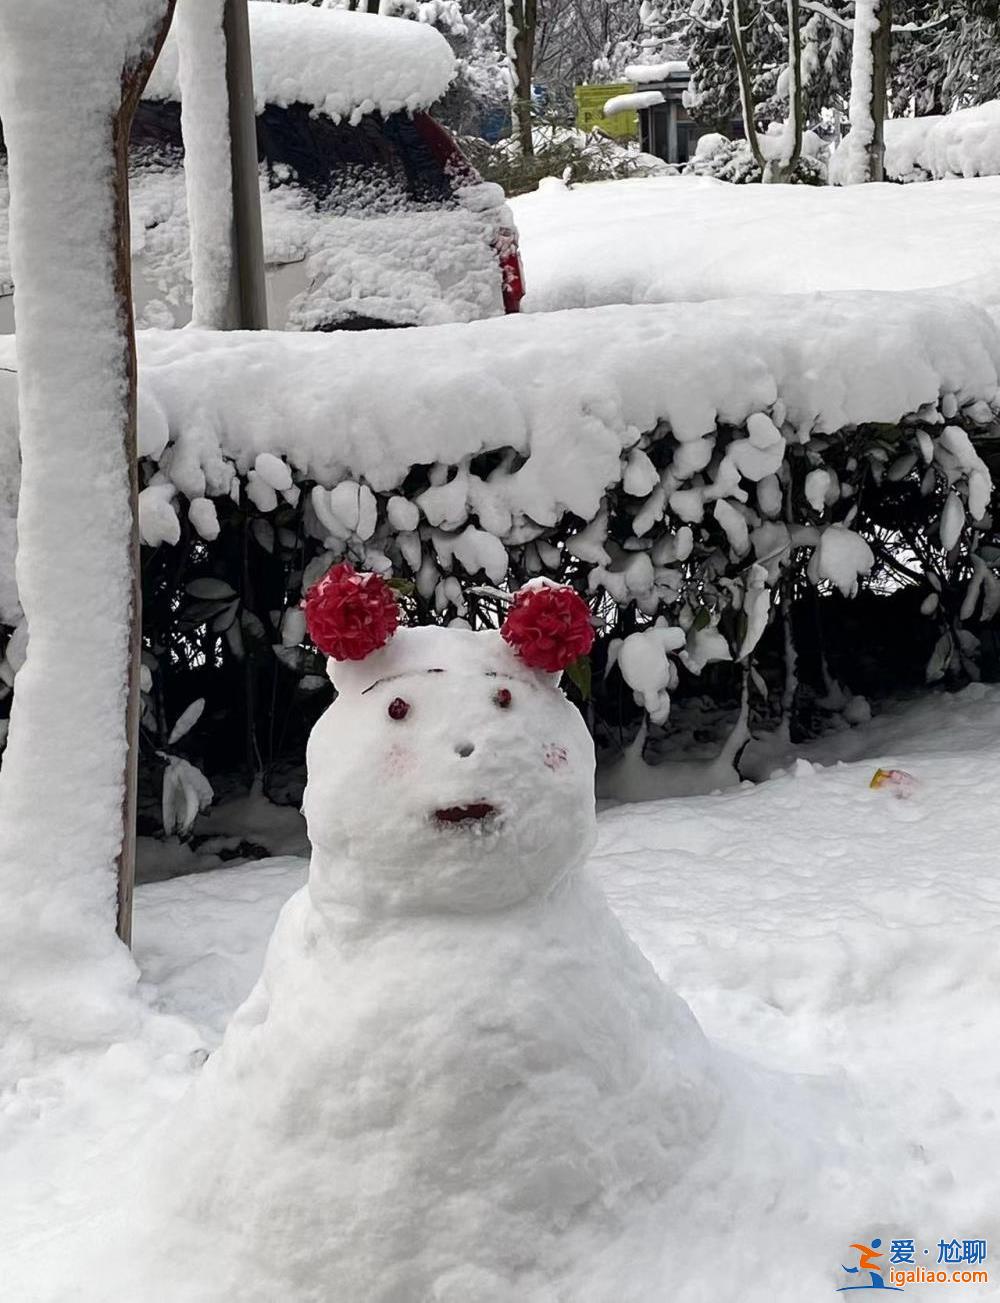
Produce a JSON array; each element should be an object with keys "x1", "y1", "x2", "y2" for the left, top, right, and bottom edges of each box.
[{"x1": 223, "y1": 0, "x2": 268, "y2": 329}]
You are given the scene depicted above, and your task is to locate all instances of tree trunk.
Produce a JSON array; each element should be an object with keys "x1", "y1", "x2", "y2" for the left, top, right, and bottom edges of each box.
[
  {"x1": 841, "y1": 0, "x2": 891, "y2": 182},
  {"x1": 112, "y1": 32, "x2": 176, "y2": 944},
  {"x1": 728, "y1": 0, "x2": 766, "y2": 172},
  {"x1": 0, "y1": 0, "x2": 176, "y2": 1074},
  {"x1": 870, "y1": 0, "x2": 891, "y2": 182},
  {"x1": 505, "y1": 0, "x2": 537, "y2": 156},
  {"x1": 110, "y1": 21, "x2": 180, "y2": 944}
]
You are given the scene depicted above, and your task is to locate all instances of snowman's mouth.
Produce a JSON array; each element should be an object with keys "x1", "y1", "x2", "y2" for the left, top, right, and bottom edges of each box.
[{"x1": 433, "y1": 802, "x2": 497, "y2": 827}]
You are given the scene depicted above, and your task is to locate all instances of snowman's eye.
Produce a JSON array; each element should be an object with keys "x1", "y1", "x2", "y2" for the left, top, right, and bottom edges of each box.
[
  {"x1": 387, "y1": 697, "x2": 410, "y2": 721},
  {"x1": 494, "y1": 688, "x2": 512, "y2": 709}
]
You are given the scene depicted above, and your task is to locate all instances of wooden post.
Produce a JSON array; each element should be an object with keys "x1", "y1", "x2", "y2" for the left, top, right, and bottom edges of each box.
[
  {"x1": 113, "y1": 4, "x2": 178, "y2": 945},
  {"x1": 223, "y1": 0, "x2": 268, "y2": 330}
]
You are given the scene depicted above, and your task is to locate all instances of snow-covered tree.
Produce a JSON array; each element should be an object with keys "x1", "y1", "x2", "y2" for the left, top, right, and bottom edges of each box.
[
  {"x1": 682, "y1": 0, "x2": 851, "y2": 136},
  {"x1": 0, "y1": 0, "x2": 175, "y2": 1075},
  {"x1": 837, "y1": 0, "x2": 891, "y2": 181}
]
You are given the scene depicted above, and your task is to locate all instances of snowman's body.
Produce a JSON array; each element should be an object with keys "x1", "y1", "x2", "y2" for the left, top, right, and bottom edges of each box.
[{"x1": 155, "y1": 625, "x2": 721, "y2": 1302}]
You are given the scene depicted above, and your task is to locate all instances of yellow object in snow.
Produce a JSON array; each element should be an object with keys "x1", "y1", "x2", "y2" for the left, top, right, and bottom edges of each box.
[
  {"x1": 870, "y1": 768, "x2": 917, "y2": 797},
  {"x1": 574, "y1": 83, "x2": 638, "y2": 140}
]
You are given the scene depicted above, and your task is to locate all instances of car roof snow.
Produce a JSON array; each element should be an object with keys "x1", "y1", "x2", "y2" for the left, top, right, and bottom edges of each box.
[{"x1": 143, "y1": 1, "x2": 455, "y2": 125}]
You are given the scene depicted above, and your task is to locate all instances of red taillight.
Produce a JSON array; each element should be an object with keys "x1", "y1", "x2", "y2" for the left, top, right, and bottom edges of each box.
[
  {"x1": 411, "y1": 112, "x2": 524, "y2": 313},
  {"x1": 496, "y1": 226, "x2": 525, "y2": 314}
]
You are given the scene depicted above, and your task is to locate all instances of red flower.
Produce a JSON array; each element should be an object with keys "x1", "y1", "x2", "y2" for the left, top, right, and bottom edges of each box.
[
  {"x1": 303, "y1": 563, "x2": 399, "y2": 661},
  {"x1": 501, "y1": 583, "x2": 594, "y2": 673}
]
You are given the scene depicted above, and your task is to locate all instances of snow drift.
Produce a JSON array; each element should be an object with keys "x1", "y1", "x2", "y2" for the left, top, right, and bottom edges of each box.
[{"x1": 881, "y1": 101, "x2": 1000, "y2": 182}]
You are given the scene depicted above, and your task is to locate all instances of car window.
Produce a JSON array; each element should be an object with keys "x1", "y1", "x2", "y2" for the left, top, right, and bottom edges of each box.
[{"x1": 256, "y1": 103, "x2": 454, "y2": 214}]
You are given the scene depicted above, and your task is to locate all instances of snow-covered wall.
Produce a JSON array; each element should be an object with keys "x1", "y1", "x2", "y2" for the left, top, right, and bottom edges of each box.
[{"x1": 145, "y1": 1, "x2": 456, "y2": 123}]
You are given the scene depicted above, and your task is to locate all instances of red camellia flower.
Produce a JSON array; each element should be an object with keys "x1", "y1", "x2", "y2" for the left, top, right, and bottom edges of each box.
[
  {"x1": 501, "y1": 583, "x2": 594, "y2": 673},
  {"x1": 303, "y1": 563, "x2": 399, "y2": 661}
]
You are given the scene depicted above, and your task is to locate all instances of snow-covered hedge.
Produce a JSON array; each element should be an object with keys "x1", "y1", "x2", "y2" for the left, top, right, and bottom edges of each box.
[
  {"x1": 852, "y1": 102, "x2": 1000, "y2": 183},
  {"x1": 1, "y1": 292, "x2": 998, "y2": 811},
  {"x1": 685, "y1": 129, "x2": 828, "y2": 185}
]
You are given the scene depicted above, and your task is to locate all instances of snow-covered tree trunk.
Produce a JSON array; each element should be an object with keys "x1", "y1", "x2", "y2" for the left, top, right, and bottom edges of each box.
[
  {"x1": 505, "y1": 0, "x2": 537, "y2": 156},
  {"x1": 0, "y1": 0, "x2": 175, "y2": 1072},
  {"x1": 766, "y1": 0, "x2": 804, "y2": 183},
  {"x1": 728, "y1": 0, "x2": 767, "y2": 172},
  {"x1": 840, "y1": 0, "x2": 891, "y2": 183}
]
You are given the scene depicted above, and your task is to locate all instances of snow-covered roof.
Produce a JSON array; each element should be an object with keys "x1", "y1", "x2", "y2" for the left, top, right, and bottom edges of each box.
[
  {"x1": 624, "y1": 61, "x2": 690, "y2": 86},
  {"x1": 604, "y1": 91, "x2": 664, "y2": 117},
  {"x1": 144, "y1": 2, "x2": 456, "y2": 123}
]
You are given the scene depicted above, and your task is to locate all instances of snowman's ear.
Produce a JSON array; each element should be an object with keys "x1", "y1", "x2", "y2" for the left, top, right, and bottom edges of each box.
[
  {"x1": 500, "y1": 581, "x2": 595, "y2": 676},
  {"x1": 303, "y1": 564, "x2": 400, "y2": 667}
]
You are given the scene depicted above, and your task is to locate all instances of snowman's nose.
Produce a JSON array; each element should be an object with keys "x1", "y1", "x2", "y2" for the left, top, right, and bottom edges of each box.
[{"x1": 455, "y1": 741, "x2": 475, "y2": 758}]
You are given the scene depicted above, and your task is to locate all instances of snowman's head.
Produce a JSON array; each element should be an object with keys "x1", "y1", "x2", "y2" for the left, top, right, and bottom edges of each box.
[{"x1": 301, "y1": 568, "x2": 596, "y2": 916}]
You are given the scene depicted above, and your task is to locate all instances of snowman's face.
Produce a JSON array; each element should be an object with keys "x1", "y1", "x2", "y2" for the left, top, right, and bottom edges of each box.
[{"x1": 303, "y1": 635, "x2": 596, "y2": 916}]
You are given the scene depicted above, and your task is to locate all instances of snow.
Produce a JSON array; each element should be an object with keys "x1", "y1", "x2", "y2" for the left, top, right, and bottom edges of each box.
[
  {"x1": 175, "y1": 0, "x2": 234, "y2": 328},
  {"x1": 145, "y1": 0, "x2": 456, "y2": 125},
  {"x1": 0, "y1": 0, "x2": 175, "y2": 1085},
  {"x1": 21, "y1": 144, "x2": 507, "y2": 333},
  {"x1": 837, "y1": 0, "x2": 881, "y2": 185},
  {"x1": 811, "y1": 523, "x2": 875, "y2": 596},
  {"x1": 0, "y1": 289, "x2": 992, "y2": 565},
  {"x1": 880, "y1": 100, "x2": 1000, "y2": 182},
  {"x1": 8, "y1": 682, "x2": 1000, "y2": 1297},
  {"x1": 624, "y1": 59, "x2": 690, "y2": 83},
  {"x1": 603, "y1": 90, "x2": 664, "y2": 116},
  {"x1": 509, "y1": 174, "x2": 1000, "y2": 313}
]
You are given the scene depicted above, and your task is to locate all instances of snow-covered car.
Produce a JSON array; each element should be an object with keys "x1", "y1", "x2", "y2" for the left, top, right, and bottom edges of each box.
[{"x1": 0, "y1": 2, "x2": 523, "y2": 334}]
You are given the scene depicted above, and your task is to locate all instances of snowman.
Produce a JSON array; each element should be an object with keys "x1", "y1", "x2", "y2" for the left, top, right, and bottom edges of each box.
[{"x1": 148, "y1": 566, "x2": 723, "y2": 1303}]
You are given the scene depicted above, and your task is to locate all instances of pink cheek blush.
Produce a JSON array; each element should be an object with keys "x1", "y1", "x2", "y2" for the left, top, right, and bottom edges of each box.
[
  {"x1": 381, "y1": 744, "x2": 417, "y2": 778},
  {"x1": 543, "y1": 744, "x2": 568, "y2": 771}
]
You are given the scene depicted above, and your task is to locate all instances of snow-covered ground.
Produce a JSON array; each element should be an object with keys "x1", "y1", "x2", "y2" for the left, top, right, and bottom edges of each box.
[
  {"x1": 511, "y1": 174, "x2": 1000, "y2": 314},
  {"x1": 4, "y1": 684, "x2": 1000, "y2": 1298}
]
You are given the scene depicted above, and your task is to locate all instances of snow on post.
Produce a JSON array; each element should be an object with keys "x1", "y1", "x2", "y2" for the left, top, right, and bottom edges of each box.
[
  {"x1": 176, "y1": 0, "x2": 238, "y2": 328},
  {"x1": 0, "y1": 0, "x2": 175, "y2": 1074},
  {"x1": 174, "y1": 0, "x2": 267, "y2": 329}
]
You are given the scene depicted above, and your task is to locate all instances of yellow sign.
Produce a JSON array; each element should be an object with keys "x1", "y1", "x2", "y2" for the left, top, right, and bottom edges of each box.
[{"x1": 574, "y1": 83, "x2": 638, "y2": 140}]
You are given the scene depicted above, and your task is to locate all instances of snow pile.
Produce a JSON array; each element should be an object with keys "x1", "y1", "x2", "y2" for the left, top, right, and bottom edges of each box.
[
  {"x1": 146, "y1": 1, "x2": 456, "y2": 124},
  {"x1": 881, "y1": 101, "x2": 1000, "y2": 182},
  {"x1": 509, "y1": 174, "x2": 1000, "y2": 313}
]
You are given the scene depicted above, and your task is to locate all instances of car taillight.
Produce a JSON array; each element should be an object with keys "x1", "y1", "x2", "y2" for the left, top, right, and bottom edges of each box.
[{"x1": 496, "y1": 226, "x2": 525, "y2": 314}]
